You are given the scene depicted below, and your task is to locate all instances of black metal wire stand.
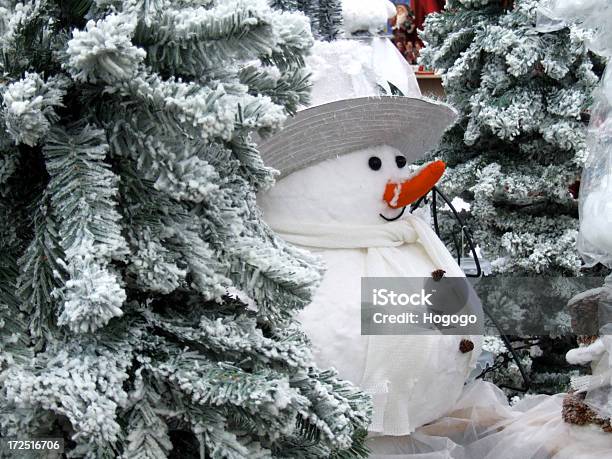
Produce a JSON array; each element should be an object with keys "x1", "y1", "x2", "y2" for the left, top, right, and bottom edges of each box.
[{"x1": 409, "y1": 186, "x2": 531, "y2": 392}]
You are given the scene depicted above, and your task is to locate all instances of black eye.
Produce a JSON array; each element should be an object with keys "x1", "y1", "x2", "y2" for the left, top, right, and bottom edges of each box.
[
  {"x1": 395, "y1": 156, "x2": 407, "y2": 168},
  {"x1": 368, "y1": 156, "x2": 382, "y2": 171}
]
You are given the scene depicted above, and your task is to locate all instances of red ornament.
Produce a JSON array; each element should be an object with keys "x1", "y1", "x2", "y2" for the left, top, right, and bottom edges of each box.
[{"x1": 569, "y1": 180, "x2": 580, "y2": 199}]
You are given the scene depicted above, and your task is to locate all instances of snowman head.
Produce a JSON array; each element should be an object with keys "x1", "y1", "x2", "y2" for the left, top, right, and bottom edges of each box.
[
  {"x1": 258, "y1": 144, "x2": 445, "y2": 226},
  {"x1": 256, "y1": 40, "x2": 455, "y2": 225}
]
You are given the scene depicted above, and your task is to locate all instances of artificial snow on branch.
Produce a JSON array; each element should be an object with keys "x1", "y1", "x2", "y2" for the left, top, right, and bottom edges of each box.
[{"x1": 0, "y1": 1, "x2": 371, "y2": 456}]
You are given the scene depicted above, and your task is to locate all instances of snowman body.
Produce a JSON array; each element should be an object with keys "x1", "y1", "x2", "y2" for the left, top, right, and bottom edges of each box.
[{"x1": 259, "y1": 146, "x2": 482, "y2": 435}]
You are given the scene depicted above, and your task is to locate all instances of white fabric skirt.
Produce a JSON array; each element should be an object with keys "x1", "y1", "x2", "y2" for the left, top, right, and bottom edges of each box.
[
  {"x1": 367, "y1": 380, "x2": 612, "y2": 458},
  {"x1": 298, "y1": 242, "x2": 481, "y2": 435}
]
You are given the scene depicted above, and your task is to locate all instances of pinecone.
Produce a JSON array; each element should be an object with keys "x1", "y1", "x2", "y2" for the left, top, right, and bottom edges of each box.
[
  {"x1": 577, "y1": 335, "x2": 599, "y2": 346},
  {"x1": 562, "y1": 392, "x2": 591, "y2": 426},
  {"x1": 562, "y1": 391, "x2": 612, "y2": 433},
  {"x1": 459, "y1": 339, "x2": 474, "y2": 354},
  {"x1": 431, "y1": 269, "x2": 446, "y2": 281}
]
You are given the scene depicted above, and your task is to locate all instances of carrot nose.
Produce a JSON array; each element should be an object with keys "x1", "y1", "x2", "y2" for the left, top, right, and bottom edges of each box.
[{"x1": 383, "y1": 160, "x2": 446, "y2": 209}]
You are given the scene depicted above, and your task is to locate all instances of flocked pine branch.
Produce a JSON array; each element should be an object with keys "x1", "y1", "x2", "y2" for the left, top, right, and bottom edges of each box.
[
  {"x1": 420, "y1": 0, "x2": 605, "y2": 398},
  {"x1": 0, "y1": 1, "x2": 371, "y2": 457},
  {"x1": 272, "y1": 0, "x2": 343, "y2": 41},
  {"x1": 420, "y1": 0, "x2": 600, "y2": 275}
]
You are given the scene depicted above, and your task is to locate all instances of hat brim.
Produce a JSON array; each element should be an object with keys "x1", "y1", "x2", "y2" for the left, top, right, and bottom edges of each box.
[{"x1": 257, "y1": 96, "x2": 457, "y2": 178}]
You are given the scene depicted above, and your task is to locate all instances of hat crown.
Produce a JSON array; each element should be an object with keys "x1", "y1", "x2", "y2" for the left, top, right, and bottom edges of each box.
[
  {"x1": 306, "y1": 39, "x2": 422, "y2": 108},
  {"x1": 306, "y1": 40, "x2": 381, "y2": 107},
  {"x1": 256, "y1": 41, "x2": 456, "y2": 179}
]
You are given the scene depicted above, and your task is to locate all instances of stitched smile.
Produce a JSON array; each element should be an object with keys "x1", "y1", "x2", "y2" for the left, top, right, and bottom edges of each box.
[{"x1": 379, "y1": 207, "x2": 406, "y2": 222}]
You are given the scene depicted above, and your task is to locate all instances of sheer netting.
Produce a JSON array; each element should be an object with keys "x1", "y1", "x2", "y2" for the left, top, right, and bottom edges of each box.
[
  {"x1": 368, "y1": 380, "x2": 612, "y2": 458},
  {"x1": 538, "y1": 0, "x2": 612, "y2": 267}
]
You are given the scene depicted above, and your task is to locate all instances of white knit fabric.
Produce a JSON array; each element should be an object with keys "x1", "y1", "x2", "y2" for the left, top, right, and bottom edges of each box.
[{"x1": 267, "y1": 213, "x2": 482, "y2": 435}]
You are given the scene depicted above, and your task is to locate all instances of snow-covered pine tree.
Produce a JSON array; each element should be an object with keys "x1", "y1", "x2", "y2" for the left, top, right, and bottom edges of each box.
[
  {"x1": 316, "y1": 0, "x2": 344, "y2": 40},
  {"x1": 420, "y1": 0, "x2": 604, "y2": 396},
  {"x1": 272, "y1": 0, "x2": 343, "y2": 41},
  {"x1": 0, "y1": 1, "x2": 370, "y2": 457},
  {"x1": 420, "y1": 0, "x2": 599, "y2": 276}
]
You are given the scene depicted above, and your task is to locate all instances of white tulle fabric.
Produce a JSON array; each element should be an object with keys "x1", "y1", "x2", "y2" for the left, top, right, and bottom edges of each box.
[
  {"x1": 368, "y1": 379, "x2": 612, "y2": 458},
  {"x1": 306, "y1": 39, "x2": 421, "y2": 109},
  {"x1": 538, "y1": 1, "x2": 612, "y2": 267},
  {"x1": 268, "y1": 213, "x2": 481, "y2": 435},
  {"x1": 538, "y1": 0, "x2": 612, "y2": 59}
]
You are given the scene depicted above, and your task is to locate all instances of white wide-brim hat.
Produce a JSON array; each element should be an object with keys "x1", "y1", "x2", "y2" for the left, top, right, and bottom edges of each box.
[{"x1": 257, "y1": 40, "x2": 457, "y2": 178}]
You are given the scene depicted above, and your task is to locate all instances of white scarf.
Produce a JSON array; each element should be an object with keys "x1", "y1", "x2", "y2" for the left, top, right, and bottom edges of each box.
[
  {"x1": 268, "y1": 213, "x2": 476, "y2": 435},
  {"x1": 269, "y1": 213, "x2": 459, "y2": 274}
]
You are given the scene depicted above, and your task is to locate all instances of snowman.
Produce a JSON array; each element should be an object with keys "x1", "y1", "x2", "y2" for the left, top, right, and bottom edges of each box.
[{"x1": 256, "y1": 40, "x2": 482, "y2": 437}]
